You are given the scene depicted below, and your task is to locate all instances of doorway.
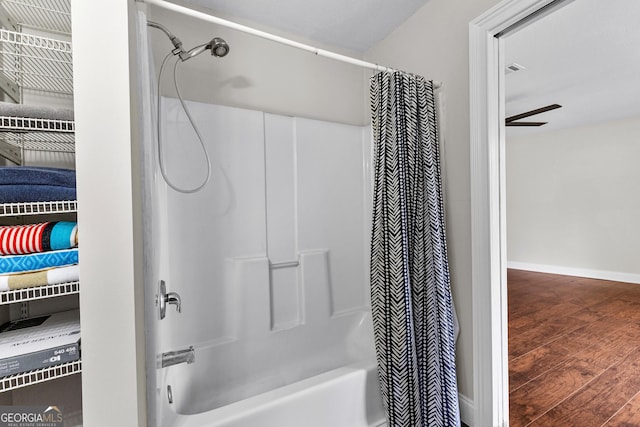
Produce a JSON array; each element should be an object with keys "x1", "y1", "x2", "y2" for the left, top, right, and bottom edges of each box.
[
  {"x1": 470, "y1": 0, "x2": 640, "y2": 425},
  {"x1": 504, "y1": 1, "x2": 640, "y2": 424}
]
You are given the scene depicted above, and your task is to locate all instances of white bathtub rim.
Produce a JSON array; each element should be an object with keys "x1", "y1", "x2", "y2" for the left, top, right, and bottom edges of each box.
[{"x1": 164, "y1": 359, "x2": 383, "y2": 426}]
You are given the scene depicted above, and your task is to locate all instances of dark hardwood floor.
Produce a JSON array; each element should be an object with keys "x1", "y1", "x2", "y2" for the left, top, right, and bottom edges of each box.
[{"x1": 509, "y1": 269, "x2": 640, "y2": 427}]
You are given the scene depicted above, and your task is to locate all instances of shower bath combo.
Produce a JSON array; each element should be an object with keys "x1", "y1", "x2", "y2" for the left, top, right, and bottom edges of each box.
[{"x1": 142, "y1": 6, "x2": 394, "y2": 427}]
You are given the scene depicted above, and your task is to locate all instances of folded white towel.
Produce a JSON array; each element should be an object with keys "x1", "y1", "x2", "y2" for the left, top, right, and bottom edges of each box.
[{"x1": 0, "y1": 264, "x2": 79, "y2": 292}]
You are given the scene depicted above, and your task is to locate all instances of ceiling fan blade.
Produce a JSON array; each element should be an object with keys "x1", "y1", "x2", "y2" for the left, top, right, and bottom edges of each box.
[
  {"x1": 506, "y1": 121, "x2": 547, "y2": 127},
  {"x1": 505, "y1": 104, "x2": 562, "y2": 123}
]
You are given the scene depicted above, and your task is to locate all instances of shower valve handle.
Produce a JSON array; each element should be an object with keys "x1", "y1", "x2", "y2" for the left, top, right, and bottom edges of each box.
[{"x1": 158, "y1": 280, "x2": 182, "y2": 319}]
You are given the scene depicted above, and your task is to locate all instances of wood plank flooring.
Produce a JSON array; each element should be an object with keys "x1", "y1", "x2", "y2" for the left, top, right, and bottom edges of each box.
[{"x1": 509, "y1": 269, "x2": 640, "y2": 427}]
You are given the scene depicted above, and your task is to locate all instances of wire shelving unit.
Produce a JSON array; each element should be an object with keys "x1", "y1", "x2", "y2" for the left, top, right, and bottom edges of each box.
[{"x1": 0, "y1": 360, "x2": 81, "y2": 392}]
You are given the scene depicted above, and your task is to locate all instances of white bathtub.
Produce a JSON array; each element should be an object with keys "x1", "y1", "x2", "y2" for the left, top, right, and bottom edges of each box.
[{"x1": 160, "y1": 361, "x2": 387, "y2": 427}]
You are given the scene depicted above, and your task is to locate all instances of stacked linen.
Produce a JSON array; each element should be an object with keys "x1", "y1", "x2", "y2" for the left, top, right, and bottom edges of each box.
[
  {"x1": 0, "y1": 101, "x2": 74, "y2": 122},
  {"x1": 0, "y1": 221, "x2": 77, "y2": 255},
  {"x1": 0, "y1": 248, "x2": 78, "y2": 274},
  {"x1": 0, "y1": 265, "x2": 79, "y2": 292},
  {"x1": 0, "y1": 222, "x2": 79, "y2": 292},
  {"x1": 0, "y1": 166, "x2": 76, "y2": 203}
]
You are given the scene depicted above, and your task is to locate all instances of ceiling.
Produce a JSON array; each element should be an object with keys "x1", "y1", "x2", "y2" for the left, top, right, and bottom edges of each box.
[
  {"x1": 182, "y1": 0, "x2": 430, "y2": 52},
  {"x1": 181, "y1": 0, "x2": 639, "y2": 133},
  {"x1": 504, "y1": 0, "x2": 640, "y2": 134}
]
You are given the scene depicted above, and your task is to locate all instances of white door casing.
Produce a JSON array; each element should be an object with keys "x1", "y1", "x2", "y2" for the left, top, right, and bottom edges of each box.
[{"x1": 469, "y1": 0, "x2": 572, "y2": 425}]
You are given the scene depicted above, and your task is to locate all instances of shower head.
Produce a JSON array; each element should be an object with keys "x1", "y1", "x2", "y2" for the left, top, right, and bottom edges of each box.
[
  {"x1": 210, "y1": 37, "x2": 230, "y2": 58},
  {"x1": 184, "y1": 37, "x2": 230, "y2": 60},
  {"x1": 148, "y1": 20, "x2": 229, "y2": 62}
]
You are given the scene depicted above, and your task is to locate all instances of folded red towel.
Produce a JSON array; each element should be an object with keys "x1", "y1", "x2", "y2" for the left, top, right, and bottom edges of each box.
[{"x1": 0, "y1": 222, "x2": 78, "y2": 255}]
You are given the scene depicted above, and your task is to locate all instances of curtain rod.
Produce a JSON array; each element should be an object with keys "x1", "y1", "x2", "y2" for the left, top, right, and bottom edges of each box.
[{"x1": 143, "y1": 0, "x2": 442, "y2": 89}]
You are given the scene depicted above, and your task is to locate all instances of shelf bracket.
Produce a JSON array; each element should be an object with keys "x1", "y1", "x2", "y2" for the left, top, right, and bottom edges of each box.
[
  {"x1": 20, "y1": 301, "x2": 29, "y2": 319},
  {"x1": 0, "y1": 138, "x2": 22, "y2": 164},
  {"x1": 0, "y1": 3, "x2": 17, "y2": 31},
  {"x1": 0, "y1": 73, "x2": 20, "y2": 103},
  {"x1": 0, "y1": 2, "x2": 20, "y2": 103}
]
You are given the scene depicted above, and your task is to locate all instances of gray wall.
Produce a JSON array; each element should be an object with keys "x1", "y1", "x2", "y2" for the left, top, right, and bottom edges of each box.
[{"x1": 507, "y1": 115, "x2": 640, "y2": 280}]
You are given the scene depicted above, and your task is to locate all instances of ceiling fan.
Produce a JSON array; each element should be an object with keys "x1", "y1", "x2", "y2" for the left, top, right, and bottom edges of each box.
[{"x1": 505, "y1": 104, "x2": 562, "y2": 127}]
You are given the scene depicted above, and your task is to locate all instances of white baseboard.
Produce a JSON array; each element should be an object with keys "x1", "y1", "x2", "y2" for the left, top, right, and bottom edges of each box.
[
  {"x1": 507, "y1": 261, "x2": 640, "y2": 284},
  {"x1": 459, "y1": 393, "x2": 474, "y2": 426}
]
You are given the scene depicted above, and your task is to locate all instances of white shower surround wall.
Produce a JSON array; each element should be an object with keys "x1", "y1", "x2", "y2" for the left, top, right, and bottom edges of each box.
[{"x1": 151, "y1": 97, "x2": 382, "y2": 424}]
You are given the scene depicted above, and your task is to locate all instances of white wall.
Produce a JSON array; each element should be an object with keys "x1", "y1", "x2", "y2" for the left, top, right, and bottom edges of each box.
[
  {"x1": 147, "y1": 5, "x2": 366, "y2": 126},
  {"x1": 364, "y1": 0, "x2": 502, "y2": 413},
  {"x1": 507, "y1": 115, "x2": 640, "y2": 281},
  {"x1": 71, "y1": 0, "x2": 146, "y2": 425}
]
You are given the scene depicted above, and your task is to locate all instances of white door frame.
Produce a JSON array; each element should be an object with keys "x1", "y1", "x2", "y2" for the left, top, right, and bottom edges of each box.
[{"x1": 469, "y1": 0, "x2": 572, "y2": 425}]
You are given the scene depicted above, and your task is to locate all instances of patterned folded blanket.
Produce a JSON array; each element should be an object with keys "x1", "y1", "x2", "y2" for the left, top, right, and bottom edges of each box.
[
  {"x1": 0, "y1": 222, "x2": 78, "y2": 255},
  {"x1": 0, "y1": 248, "x2": 78, "y2": 275},
  {"x1": 0, "y1": 264, "x2": 79, "y2": 292}
]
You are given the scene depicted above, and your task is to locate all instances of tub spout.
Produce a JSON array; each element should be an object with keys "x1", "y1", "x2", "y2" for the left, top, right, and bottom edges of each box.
[{"x1": 161, "y1": 346, "x2": 195, "y2": 368}]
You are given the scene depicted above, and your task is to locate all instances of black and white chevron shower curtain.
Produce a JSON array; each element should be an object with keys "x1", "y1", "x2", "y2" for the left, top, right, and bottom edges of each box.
[{"x1": 370, "y1": 71, "x2": 460, "y2": 427}]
